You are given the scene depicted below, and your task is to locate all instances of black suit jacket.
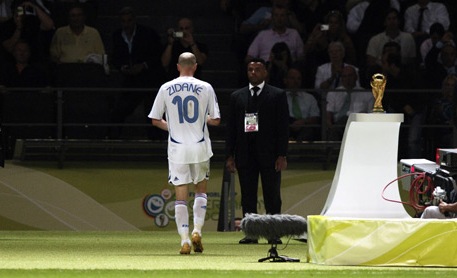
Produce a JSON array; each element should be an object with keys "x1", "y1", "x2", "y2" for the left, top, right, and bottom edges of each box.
[
  {"x1": 424, "y1": 43, "x2": 457, "y2": 89},
  {"x1": 226, "y1": 84, "x2": 289, "y2": 168},
  {"x1": 111, "y1": 24, "x2": 165, "y2": 87}
]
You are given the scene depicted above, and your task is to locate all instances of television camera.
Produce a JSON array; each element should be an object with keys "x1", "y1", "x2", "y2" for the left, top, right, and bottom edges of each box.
[{"x1": 400, "y1": 149, "x2": 457, "y2": 212}]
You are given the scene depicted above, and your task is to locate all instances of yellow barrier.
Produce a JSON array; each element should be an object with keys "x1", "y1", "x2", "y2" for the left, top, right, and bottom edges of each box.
[{"x1": 308, "y1": 215, "x2": 457, "y2": 267}]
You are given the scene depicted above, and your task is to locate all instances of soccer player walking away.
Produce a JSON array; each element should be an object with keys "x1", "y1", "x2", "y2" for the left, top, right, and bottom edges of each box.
[{"x1": 148, "y1": 52, "x2": 221, "y2": 254}]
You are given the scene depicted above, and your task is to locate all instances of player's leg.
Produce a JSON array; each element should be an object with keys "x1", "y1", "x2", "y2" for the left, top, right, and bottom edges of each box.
[
  {"x1": 169, "y1": 162, "x2": 193, "y2": 254},
  {"x1": 189, "y1": 161, "x2": 209, "y2": 252}
]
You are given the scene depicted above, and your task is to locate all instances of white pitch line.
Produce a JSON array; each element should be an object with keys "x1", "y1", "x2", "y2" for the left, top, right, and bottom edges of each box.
[
  {"x1": 283, "y1": 182, "x2": 331, "y2": 214},
  {"x1": 0, "y1": 180, "x2": 79, "y2": 230}
]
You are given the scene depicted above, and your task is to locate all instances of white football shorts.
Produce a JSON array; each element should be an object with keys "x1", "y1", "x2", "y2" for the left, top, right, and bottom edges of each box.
[{"x1": 168, "y1": 160, "x2": 210, "y2": 186}]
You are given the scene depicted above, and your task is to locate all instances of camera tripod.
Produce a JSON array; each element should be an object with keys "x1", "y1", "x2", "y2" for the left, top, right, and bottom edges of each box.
[{"x1": 258, "y1": 243, "x2": 300, "y2": 262}]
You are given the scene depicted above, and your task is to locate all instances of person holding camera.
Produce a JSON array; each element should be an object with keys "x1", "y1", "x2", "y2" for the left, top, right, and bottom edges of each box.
[
  {"x1": 303, "y1": 10, "x2": 356, "y2": 75},
  {"x1": 161, "y1": 17, "x2": 208, "y2": 81},
  {"x1": 0, "y1": 0, "x2": 54, "y2": 64}
]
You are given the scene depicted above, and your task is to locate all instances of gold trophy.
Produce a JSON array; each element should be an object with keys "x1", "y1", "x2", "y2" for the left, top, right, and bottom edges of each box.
[{"x1": 370, "y1": 73, "x2": 387, "y2": 113}]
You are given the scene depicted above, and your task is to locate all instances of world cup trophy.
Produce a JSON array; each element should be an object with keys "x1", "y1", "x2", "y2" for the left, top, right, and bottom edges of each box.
[{"x1": 370, "y1": 73, "x2": 387, "y2": 113}]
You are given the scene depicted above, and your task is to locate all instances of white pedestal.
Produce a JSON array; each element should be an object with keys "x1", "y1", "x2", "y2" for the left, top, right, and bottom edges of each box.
[{"x1": 321, "y1": 113, "x2": 410, "y2": 218}]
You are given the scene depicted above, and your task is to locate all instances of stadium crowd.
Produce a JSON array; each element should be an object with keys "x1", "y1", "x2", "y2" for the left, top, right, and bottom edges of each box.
[{"x1": 1, "y1": 0, "x2": 457, "y2": 160}]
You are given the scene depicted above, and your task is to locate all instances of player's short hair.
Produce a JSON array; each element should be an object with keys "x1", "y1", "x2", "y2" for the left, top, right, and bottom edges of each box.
[{"x1": 178, "y1": 52, "x2": 197, "y2": 66}]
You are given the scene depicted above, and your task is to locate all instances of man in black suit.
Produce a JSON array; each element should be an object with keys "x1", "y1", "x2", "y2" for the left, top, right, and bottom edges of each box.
[
  {"x1": 109, "y1": 6, "x2": 166, "y2": 139},
  {"x1": 225, "y1": 58, "x2": 289, "y2": 244}
]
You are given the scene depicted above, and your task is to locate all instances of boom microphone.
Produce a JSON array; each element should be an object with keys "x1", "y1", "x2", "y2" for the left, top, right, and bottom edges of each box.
[
  {"x1": 241, "y1": 213, "x2": 307, "y2": 241},
  {"x1": 240, "y1": 213, "x2": 307, "y2": 262}
]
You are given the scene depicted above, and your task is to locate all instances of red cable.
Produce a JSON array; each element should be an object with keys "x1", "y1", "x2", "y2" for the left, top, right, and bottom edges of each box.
[{"x1": 381, "y1": 172, "x2": 434, "y2": 214}]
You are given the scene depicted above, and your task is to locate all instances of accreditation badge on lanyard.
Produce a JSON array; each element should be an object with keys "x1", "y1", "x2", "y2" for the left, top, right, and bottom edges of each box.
[{"x1": 244, "y1": 112, "x2": 258, "y2": 132}]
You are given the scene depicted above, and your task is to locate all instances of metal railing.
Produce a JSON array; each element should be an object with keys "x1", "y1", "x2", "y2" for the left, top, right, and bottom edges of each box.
[{"x1": 1, "y1": 86, "x2": 455, "y2": 162}]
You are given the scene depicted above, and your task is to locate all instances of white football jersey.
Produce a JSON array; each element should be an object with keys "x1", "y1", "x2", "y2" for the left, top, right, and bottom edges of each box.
[{"x1": 148, "y1": 76, "x2": 220, "y2": 164}]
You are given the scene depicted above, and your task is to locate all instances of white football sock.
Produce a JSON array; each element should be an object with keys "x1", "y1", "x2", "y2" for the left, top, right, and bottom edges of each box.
[
  {"x1": 192, "y1": 193, "x2": 207, "y2": 236},
  {"x1": 175, "y1": 201, "x2": 189, "y2": 245}
]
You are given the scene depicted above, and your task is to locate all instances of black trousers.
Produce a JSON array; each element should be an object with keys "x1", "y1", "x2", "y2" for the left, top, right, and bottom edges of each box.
[{"x1": 237, "y1": 152, "x2": 282, "y2": 217}]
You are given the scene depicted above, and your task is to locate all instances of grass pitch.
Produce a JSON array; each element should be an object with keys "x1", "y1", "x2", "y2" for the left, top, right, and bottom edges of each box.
[
  {"x1": 1, "y1": 161, "x2": 454, "y2": 276},
  {"x1": 0, "y1": 231, "x2": 456, "y2": 277}
]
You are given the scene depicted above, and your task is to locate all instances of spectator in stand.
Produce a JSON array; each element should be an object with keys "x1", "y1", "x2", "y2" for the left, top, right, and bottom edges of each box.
[
  {"x1": 419, "y1": 22, "x2": 454, "y2": 66},
  {"x1": 346, "y1": 0, "x2": 400, "y2": 36},
  {"x1": 266, "y1": 41, "x2": 292, "y2": 88},
  {"x1": 1, "y1": 39, "x2": 48, "y2": 87},
  {"x1": 381, "y1": 52, "x2": 420, "y2": 95},
  {"x1": 49, "y1": 3, "x2": 104, "y2": 64},
  {"x1": 1, "y1": 38, "x2": 54, "y2": 149},
  {"x1": 284, "y1": 67, "x2": 320, "y2": 142},
  {"x1": 109, "y1": 6, "x2": 166, "y2": 139},
  {"x1": 326, "y1": 65, "x2": 373, "y2": 141},
  {"x1": 238, "y1": 0, "x2": 304, "y2": 38},
  {"x1": 49, "y1": 2, "x2": 107, "y2": 139},
  {"x1": 293, "y1": 0, "x2": 334, "y2": 39},
  {"x1": 366, "y1": 8, "x2": 416, "y2": 69},
  {"x1": 314, "y1": 41, "x2": 360, "y2": 90},
  {"x1": 161, "y1": 17, "x2": 208, "y2": 81},
  {"x1": 346, "y1": 0, "x2": 400, "y2": 64},
  {"x1": 111, "y1": 6, "x2": 164, "y2": 88},
  {"x1": 365, "y1": 41, "x2": 402, "y2": 86},
  {"x1": 302, "y1": 9, "x2": 356, "y2": 88},
  {"x1": 346, "y1": 0, "x2": 365, "y2": 11},
  {"x1": 219, "y1": 0, "x2": 270, "y2": 22},
  {"x1": 0, "y1": 0, "x2": 54, "y2": 64},
  {"x1": 443, "y1": 0, "x2": 457, "y2": 37},
  {"x1": 424, "y1": 42, "x2": 457, "y2": 89},
  {"x1": 403, "y1": 0, "x2": 450, "y2": 47},
  {"x1": 228, "y1": 0, "x2": 271, "y2": 79},
  {"x1": 0, "y1": 0, "x2": 13, "y2": 22},
  {"x1": 381, "y1": 51, "x2": 426, "y2": 158},
  {"x1": 43, "y1": 0, "x2": 98, "y2": 28},
  {"x1": 303, "y1": 10, "x2": 357, "y2": 68},
  {"x1": 245, "y1": 4, "x2": 304, "y2": 64},
  {"x1": 427, "y1": 74, "x2": 457, "y2": 149}
]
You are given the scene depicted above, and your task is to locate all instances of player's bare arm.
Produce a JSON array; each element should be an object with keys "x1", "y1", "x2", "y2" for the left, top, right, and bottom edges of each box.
[
  {"x1": 207, "y1": 116, "x2": 220, "y2": 126},
  {"x1": 152, "y1": 119, "x2": 168, "y2": 131}
]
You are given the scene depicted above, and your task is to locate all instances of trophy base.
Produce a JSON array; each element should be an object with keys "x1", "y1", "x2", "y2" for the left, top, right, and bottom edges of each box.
[{"x1": 372, "y1": 107, "x2": 385, "y2": 113}]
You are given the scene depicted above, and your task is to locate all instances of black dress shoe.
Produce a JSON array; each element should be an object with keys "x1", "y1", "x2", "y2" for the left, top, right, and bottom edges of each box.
[
  {"x1": 239, "y1": 237, "x2": 258, "y2": 244},
  {"x1": 268, "y1": 238, "x2": 282, "y2": 244}
]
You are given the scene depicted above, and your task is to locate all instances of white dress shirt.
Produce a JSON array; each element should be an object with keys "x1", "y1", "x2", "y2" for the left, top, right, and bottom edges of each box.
[
  {"x1": 326, "y1": 86, "x2": 374, "y2": 122},
  {"x1": 404, "y1": 2, "x2": 450, "y2": 33}
]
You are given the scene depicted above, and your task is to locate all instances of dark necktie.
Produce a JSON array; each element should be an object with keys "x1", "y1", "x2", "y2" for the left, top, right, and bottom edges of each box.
[
  {"x1": 417, "y1": 7, "x2": 426, "y2": 32},
  {"x1": 341, "y1": 91, "x2": 351, "y2": 116},
  {"x1": 291, "y1": 93, "x2": 302, "y2": 119},
  {"x1": 250, "y1": 86, "x2": 260, "y2": 112}
]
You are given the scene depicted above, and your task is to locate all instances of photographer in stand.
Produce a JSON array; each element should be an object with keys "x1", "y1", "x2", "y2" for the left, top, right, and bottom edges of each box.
[
  {"x1": 0, "y1": 0, "x2": 54, "y2": 65},
  {"x1": 161, "y1": 17, "x2": 208, "y2": 80}
]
